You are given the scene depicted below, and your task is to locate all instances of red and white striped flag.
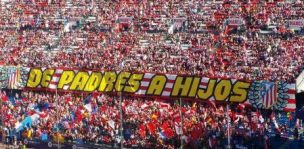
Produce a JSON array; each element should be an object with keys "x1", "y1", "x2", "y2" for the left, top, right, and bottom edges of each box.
[
  {"x1": 8, "y1": 67, "x2": 21, "y2": 89},
  {"x1": 260, "y1": 82, "x2": 277, "y2": 109},
  {"x1": 159, "y1": 102, "x2": 170, "y2": 109}
]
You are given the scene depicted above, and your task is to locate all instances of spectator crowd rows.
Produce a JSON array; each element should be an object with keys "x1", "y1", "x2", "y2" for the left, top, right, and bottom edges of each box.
[
  {"x1": 0, "y1": 0, "x2": 303, "y2": 82},
  {"x1": 0, "y1": 0, "x2": 304, "y2": 148},
  {"x1": 0, "y1": 90, "x2": 301, "y2": 148}
]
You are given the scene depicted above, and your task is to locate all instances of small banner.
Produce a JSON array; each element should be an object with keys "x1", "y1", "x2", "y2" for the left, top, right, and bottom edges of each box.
[
  {"x1": 117, "y1": 17, "x2": 133, "y2": 23},
  {"x1": 224, "y1": 18, "x2": 245, "y2": 26},
  {"x1": 287, "y1": 20, "x2": 304, "y2": 29}
]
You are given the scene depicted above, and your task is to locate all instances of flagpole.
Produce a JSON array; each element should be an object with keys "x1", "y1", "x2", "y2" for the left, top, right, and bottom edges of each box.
[
  {"x1": 119, "y1": 92, "x2": 123, "y2": 149},
  {"x1": 56, "y1": 88, "x2": 59, "y2": 149},
  {"x1": 119, "y1": 61, "x2": 124, "y2": 149},
  {"x1": 226, "y1": 104, "x2": 231, "y2": 149},
  {"x1": 0, "y1": 86, "x2": 2, "y2": 143},
  {"x1": 179, "y1": 97, "x2": 183, "y2": 149}
]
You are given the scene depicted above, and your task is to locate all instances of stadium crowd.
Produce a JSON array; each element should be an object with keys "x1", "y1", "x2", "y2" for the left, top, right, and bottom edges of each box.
[
  {"x1": 0, "y1": 0, "x2": 303, "y2": 148},
  {"x1": 0, "y1": 90, "x2": 300, "y2": 148},
  {"x1": 0, "y1": 0, "x2": 303, "y2": 82}
]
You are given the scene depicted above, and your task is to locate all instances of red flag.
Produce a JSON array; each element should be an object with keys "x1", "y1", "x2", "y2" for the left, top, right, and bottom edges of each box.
[
  {"x1": 92, "y1": 91, "x2": 99, "y2": 98},
  {"x1": 2, "y1": 95, "x2": 8, "y2": 102},
  {"x1": 75, "y1": 109, "x2": 83, "y2": 123},
  {"x1": 89, "y1": 114, "x2": 95, "y2": 125},
  {"x1": 139, "y1": 124, "x2": 146, "y2": 138},
  {"x1": 76, "y1": 113, "x2": 82, "y2": 123},
  {"x1": 161, "y1": 121, "x2": 174, "y2": 139},
  {"x1": 65, "y1": 96, "x2": 72, "y2": 104},
  {"x1": 147, "y1": 122, "x2": 157, "y2": 135},
  {"x1": 191, "y1": 124, "x2": 203, "y2": 140},
  {"x1": 181, "y1": 107, "x2": 187, "y2": 113}
]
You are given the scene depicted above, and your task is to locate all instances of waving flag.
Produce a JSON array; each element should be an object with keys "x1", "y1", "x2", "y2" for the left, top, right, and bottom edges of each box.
[
  {"x1": 84, "y1": 94, "x2": 93, "y2": 104},
  {"x1": 8, "y1": 67, "x2": 21, "y2": 89},
  {"x1": 260, "y1": 82, "x2": 277, "y2": 109},
  {"x1": 83, "y1": 94, "x2": 95, "y2": 114},
  {"x1": 139, "y1": 124, "x2": 146, "y2": 138}
]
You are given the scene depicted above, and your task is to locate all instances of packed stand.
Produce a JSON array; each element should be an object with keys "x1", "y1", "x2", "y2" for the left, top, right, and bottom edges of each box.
[
  {"x1": 0, "y1": 0, "x2": 303, "y2": 82},
  {"x1": 0, "y1": 89, "x2": 301, "y2": 148}
]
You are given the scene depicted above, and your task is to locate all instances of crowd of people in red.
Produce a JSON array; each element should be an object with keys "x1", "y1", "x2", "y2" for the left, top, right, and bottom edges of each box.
[
  {"x1": 0, "y1": 0, "x2": 303, "y2": 82},
  {"x1": 0, "y1": 0, "x2": 303, "y2": 148},
  {"x1": 0, "y1": 90, "x2": 300, "y2": 148}
]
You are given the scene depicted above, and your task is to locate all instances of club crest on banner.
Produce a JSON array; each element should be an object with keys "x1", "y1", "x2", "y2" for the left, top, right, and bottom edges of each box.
[
  {"x1": 0, "y1": 66, "x2": 27, "y2": 89},
  {"x1": 248, "y1": 81, "x2": 289, "y2": 110},
  {"x1": 259, "y1": 82, "x2": 277, "y2": 109}
]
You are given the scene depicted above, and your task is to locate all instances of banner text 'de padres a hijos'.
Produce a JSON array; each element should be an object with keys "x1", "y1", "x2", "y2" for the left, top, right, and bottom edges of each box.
[{"x1": 26, "y1": 68, "x2": 251, "y2": 102}]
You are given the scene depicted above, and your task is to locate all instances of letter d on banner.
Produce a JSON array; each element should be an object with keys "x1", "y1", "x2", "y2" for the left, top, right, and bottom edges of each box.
[{"x1": 26, "y1": 69, "x2": 42, "y2": 88}]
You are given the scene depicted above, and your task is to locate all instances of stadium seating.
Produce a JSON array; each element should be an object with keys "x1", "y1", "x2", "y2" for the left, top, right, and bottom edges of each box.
[
  {"x1": 0, "y1": 0, "x2": 302, "y2": 82},
  {"x1": 0, "y1": 0, "x2": 303, "y2": 148}
]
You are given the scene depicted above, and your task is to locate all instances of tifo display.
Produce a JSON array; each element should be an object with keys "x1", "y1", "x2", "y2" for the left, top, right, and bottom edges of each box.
[
  {"x1": 0, "y1": 66, "x2": 297, "y2": 111},
  {"x1": 0, "y1": 0, "x2": 303, "y2": 148}
]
